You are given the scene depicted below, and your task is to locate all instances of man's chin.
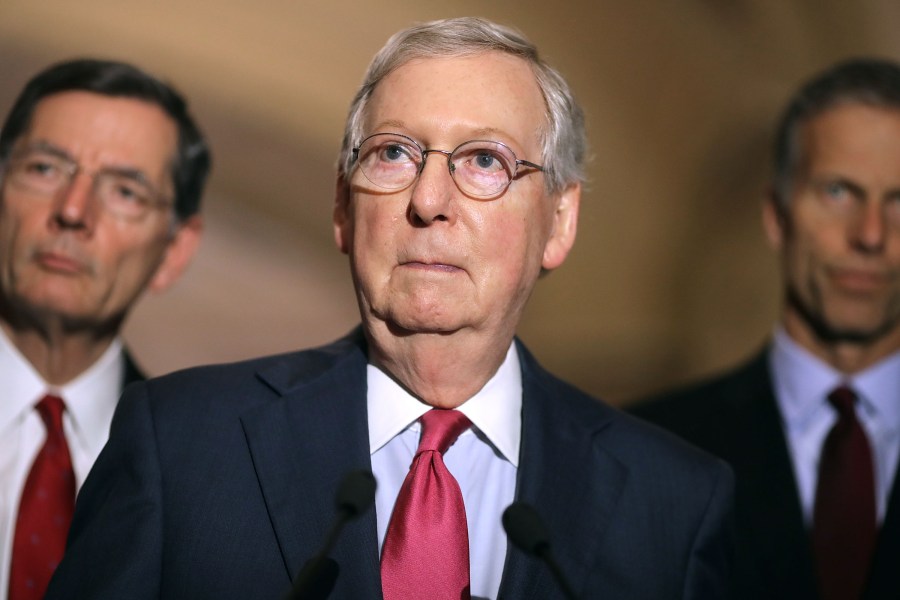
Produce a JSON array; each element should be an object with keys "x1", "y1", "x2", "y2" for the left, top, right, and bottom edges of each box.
[
  {"x1": 809, "y1": 312, "x2": 899, "y2": 345},
  {"x1": 788, "y1": 287, "x2": 900, "y2": 345},
  {"x1": 6, "y1": 294, "x2": 111, "y2": 332}
]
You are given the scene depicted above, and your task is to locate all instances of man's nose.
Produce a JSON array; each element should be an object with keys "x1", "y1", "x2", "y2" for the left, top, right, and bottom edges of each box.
[
  {"x1": 408, "y1": 152, "x2": 456, "y2": 226},
  {"x1": 51, "y1": 172, "x2": 97, "y2": 231}
]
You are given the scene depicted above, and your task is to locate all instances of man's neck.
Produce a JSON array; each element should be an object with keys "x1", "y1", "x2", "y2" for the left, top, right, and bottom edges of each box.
[
  {"x1": 364, "y1": 324, "x2": 513, "y2": 409},
  {"x1": 782, "y1": 312, "x2": 900, "y2": 374},
  {"x1": 0, "y1": 319, "x2": 116, "y2": 386}
]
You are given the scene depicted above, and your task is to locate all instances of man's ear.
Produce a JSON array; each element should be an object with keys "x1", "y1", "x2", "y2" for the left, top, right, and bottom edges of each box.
[
  {"x1": 762, "y1": 188, "x2": 787, "y2": 251},
  {"x1": 334, "y1": 175, "x2": 352, "y2": 255},
  {"x1": 148, "y1": 215, "x2": 203, "y2": 293},
  {"x1": 542, "y1": 182, "x2": 580, "y2": 271}
]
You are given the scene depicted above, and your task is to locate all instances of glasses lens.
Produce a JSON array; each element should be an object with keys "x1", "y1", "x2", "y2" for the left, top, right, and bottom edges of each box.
[
  {"x1": 8, "y1": 151, "x2": 72, "y2": 194},
  {"x1": 356, "y1": 134, "x2": 421, "y2": 190},
  {"x1": 450, "y1": 141, "x2": 515, "y2": 197},
  {"x1": 95, "y1": 173, "x2": 157, "y2": 220}
]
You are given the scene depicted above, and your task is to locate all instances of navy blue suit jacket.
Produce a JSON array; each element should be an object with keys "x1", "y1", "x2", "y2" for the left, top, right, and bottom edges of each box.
[
  {"x1": 48, "y1": 330, "x2": 734, "y2": 599},
  {"x1": 632, "y1": 348, "x2": 900, "y2": 600}
]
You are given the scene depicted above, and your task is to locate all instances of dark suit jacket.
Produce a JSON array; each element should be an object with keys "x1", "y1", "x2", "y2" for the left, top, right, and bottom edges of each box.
[
  {"x1": 48, "y1": 330, "x2": 735, "y2": 599},
  {"x1": 631, "y1": 348, "x2": 900, "y2": 600},
  {"x1": 122, "y1": 349, "x2": 145, "y2": 388}
]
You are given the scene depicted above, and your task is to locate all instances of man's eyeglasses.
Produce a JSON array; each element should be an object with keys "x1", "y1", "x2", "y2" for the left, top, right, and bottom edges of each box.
[
  {"x1": 351, "y1": 132, "x2": 544, "y2": 199},
  {"x1": 3, "y1": 148, "x2": 172, "y2": 221}
]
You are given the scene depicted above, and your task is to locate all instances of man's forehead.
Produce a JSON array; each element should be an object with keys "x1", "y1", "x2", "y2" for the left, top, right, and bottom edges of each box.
[
  {"x1": 20, "y1": 91, "x2": 178, "y2": 171},
  {"x1": 25, "y1": 91, "x2": 167, "y2": 137},
  {"x1": 365, "y1": 52, "x2": 546, "y2": 146}
]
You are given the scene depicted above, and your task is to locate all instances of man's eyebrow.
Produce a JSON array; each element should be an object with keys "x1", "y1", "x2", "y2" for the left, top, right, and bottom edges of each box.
[
  {"x1": 19, "y1": 140, "x2": 74, "y2": 161},
  {"x1": 812, "y1": 174, "x2": 866, "y2": 197},
  {"x1": 469, "y1": 127, "x2": 506, "y2": 139}
]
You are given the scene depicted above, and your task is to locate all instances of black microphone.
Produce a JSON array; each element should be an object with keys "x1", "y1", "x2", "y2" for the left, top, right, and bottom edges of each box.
[
  {"x1": 502, "y1": 502, "x2": 578, "y2": 600},
  {"x1": 285, "y1": 470, "x2": 377, "y2": 600}
]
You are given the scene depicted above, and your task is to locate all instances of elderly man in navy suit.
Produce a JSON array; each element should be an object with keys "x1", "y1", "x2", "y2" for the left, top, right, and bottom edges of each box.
[{"x1": 48, "y1": 17, "x2": 733, "y2": 600}]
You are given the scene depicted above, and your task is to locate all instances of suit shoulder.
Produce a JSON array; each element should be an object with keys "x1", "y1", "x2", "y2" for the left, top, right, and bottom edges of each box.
[
  {"x1": 608, "y1": 408, "x2": 734, "y2": 485},
  {"x1": 627, "y1": 348, "x2": 778, "y2": 462},
  {"x1": 128, "y1": 331, "x2": 366, "y2": 414},
  {"x1": 630, "y1": 349, "x2": 770, "y2": 422},
  {"x1": 520, "y1": 345, "x2": 730, "y2": 487}
]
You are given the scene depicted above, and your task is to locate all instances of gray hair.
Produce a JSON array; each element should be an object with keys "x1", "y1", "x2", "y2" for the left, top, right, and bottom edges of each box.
[
  {"x1": 773, "y1": 57, "x2": 900, "y2": 206},
  {"x1": 337, "y1": 17, "x2": 587, "y2": 195}
]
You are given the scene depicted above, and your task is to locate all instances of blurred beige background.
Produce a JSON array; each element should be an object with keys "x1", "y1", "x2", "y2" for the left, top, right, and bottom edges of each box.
[{"x1": 2, "y1": 1, "x2": 899, "y2": 404}]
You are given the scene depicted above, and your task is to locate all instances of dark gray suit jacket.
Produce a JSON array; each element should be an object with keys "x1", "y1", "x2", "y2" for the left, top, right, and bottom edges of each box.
[
  {"x1": 48, "y1": 330, "x2": 735, "y2": 599},
  {"x1": 632, "y1": 348, "x2": 900, "y2": 600}
]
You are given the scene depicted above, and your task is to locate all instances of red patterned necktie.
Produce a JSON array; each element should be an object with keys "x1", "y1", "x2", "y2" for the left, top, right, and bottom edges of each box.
[
  {"x1": 812, "y1": 386, "x2": 876, "y2": 600},
  {"x1": 9, "y1": 395, "x2": 75, "y2": 600},
  {"x1": 381, "y1": 409, "x2": 472, "y2": 600}
]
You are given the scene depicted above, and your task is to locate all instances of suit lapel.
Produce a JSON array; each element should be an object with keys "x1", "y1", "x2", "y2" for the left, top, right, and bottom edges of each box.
[
  {"x1": 498, "y1": 343, "x2": 625, "y2": 600},
  {"x1": 239, "y1": 333, "x2": 382, "y2": 598},
  {"x1": 864, "y1": 466, "x2": 900, "y2": 599},
  {"x1": 727, "y1": 353, "x2": 818, "y2": 599}
]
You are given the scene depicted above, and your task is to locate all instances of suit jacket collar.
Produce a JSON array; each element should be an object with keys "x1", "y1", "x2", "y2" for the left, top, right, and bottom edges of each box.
[{"x1": 241, "y1": 328, "x2": 382, "y2": 598}]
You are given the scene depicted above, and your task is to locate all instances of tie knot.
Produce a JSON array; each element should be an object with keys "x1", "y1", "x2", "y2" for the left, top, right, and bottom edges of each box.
[
  {"x1": 36, "y1": 394, "x2": 66, "y2": 435},
  {"x1": 417, "y1": 409, "x2": 471, "y2": 455},
  {"x1": 827, "y1": 386, "x2": 858, "y2": 418}
]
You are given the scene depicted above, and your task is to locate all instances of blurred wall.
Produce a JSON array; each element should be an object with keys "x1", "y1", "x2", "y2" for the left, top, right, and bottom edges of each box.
[{"x1": 3, "y1": 1, "x2": 900, "y2": 404}]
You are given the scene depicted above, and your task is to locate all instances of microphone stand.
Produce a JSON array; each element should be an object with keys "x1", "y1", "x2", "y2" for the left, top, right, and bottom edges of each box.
[
  {"x1": 285, "y1": 470, "x2": 376, "y2": 600},
  {"x1": 503, "y1": 501, "x2": 578, "y2": 600}
]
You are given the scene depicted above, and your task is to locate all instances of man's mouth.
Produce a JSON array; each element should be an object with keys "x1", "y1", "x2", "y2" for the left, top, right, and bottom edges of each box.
[{"x1": 34, "y1": 250, "x2": 87, "y2": 275}]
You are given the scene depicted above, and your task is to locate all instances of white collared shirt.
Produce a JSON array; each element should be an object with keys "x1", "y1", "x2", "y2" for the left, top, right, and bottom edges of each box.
[
  {"x1": 771, "y1": 327, "x2": 900, "y2": 525},
  {"x1": 0, "y1": 328, "x2": 125, "y2": 596},
  {"x1": 368, "y1": 342, "x2": 521, "y2": 600}
]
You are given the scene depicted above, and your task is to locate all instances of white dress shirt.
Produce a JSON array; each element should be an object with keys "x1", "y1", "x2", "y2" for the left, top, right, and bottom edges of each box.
[
  {"x1": 771, "y1": 327, "x2": 900, "y2": 525},
  {"x1": 0, "y1": 328, "x2": 125, "y2": 598},
  {"x1": 368, "y1": 342, "x2": 521, "y2": 600}
]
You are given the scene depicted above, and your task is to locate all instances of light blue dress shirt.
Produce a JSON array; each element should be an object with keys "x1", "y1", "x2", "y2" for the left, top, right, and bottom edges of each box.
[
  {"x1": 771, "y1": 327, "x2": 900, "y2": 525},
  {"x1": 368, "y1": 342, "x2": 521, "y2": 600}
]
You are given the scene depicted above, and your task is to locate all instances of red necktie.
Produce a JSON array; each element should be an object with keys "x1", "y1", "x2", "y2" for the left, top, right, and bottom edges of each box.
[
  {"x1": 812, "y1": 386, "x2": 876, "y2": 600},
  {"x1": 8, "y1": 395, "x2": 75, "y2": 600},
  {"x1": 381, "y1": 409, "x2": 472, "y2": 600}
]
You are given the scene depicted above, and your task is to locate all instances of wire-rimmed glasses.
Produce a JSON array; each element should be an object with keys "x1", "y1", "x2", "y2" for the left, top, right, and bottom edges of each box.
[{"x1": 351, "y1": 132, "x2": 544, "y2": 199}]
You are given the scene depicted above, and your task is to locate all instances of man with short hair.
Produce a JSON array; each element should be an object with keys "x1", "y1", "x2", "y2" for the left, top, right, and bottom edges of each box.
[
  {"x1": 633, "y1": 58, "x2": 900, "y2": 600},
  {"x1": 0, "y1": 59, "x2": 209, "y2": 600},
  {"x1": 48, "y1": 18, "x2": 733, "y2": 600}
]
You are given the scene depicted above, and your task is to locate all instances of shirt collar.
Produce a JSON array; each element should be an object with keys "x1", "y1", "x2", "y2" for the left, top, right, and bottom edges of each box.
[
  {"x1": 853, "y1": 346, "x2": 900, "y2": 432},
  {"x1": 771, "y1": 326, "x2": 900, "y2": 431},
  {"x1": 0, "y1": 326, "x2": 124, "y2": 454},
  {"x1": 58, "y1": 339, "x2": 126, "y2": 456},
  {"x1": 0, "y1": 326, "x2": 47, "y2": 433},
  {"x1": 367, "y1": 342, "x2": 522, "y2": 467}
]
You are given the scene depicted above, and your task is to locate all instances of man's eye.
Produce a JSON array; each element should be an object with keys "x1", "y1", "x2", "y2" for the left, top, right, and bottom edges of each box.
[
  {"x1": 380, "y1": 144, "x2": 414, "y2": 163},
  {"x1": 101, "y1": 176, "x2": 151, "y2": 206},
  {"x1": 824, "y1": 181, "x2": 849, "y2": 199},
  {"x1": 473, "y1": 153, "x2": 499, "y2": 170},
  {"x1": 115, "y1": 185, "x2": 139, "y2": 201},
  {"x1": 23, "y1": 159, "x2": 61, "y2": 178}
]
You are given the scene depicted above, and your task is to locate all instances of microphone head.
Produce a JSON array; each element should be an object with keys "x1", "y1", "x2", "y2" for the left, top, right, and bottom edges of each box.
[
  {"x1": 502, "y1": 502, "x2": 551, "y2": 557},
  {"x1": 335, "y1": 470, "x2": 376, "y2": 519}
]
